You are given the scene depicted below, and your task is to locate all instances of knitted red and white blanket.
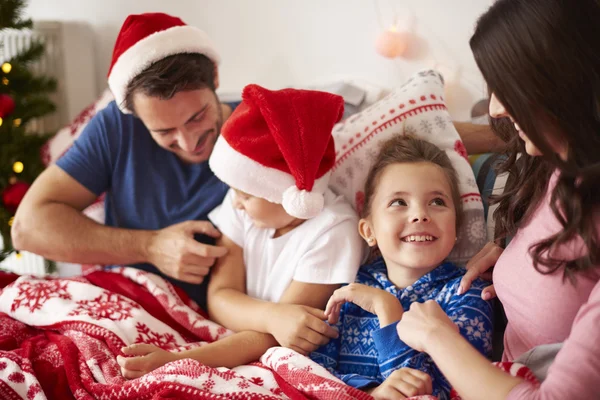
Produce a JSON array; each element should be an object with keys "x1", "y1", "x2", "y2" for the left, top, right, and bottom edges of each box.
[{"x1": 0, "y1": 269, "x2": 537, "y2": 400}]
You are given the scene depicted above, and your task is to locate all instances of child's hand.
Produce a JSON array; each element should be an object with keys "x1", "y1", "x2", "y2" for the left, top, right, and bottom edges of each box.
[
  {"x1": 267, "y1": 304, "x2": 339, "y2": 355},
  {"x1": 117, "y1": 343, "x2": 179, "y2": 379},
  {"x1": 325, "y1": 283, "x2": 403, "y2": 326},
  {"x1": 367, "y1": 368, "x2": 433, "y2": 399}
]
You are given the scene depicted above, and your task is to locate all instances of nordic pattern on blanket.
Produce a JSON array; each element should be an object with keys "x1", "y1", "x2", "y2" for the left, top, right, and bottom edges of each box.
[{"x1": 0, "y1": 269, "x2": 380, "y2": 399}]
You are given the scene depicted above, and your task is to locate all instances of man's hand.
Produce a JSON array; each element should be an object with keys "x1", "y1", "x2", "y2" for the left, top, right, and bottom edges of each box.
[
  {"x1": 146, "y1": 220, "x2": 228, "y2": 284},
  {"x1": 117, "y1": 344, "x2": 179, "y2": 379},
  {"x1": 366, "y1": 368, "x2": 433, "y2": 399},
  {"x1": 325, "y1": 283, "x2": 404, "y2": 327},
  {"x1": 266, "y1": 304, "x2": 339, "y2": 355}
]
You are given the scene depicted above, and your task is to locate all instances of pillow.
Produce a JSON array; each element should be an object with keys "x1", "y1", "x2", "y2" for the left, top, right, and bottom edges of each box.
[
  {"x1": 41, "y1": 88, "x2": 115, "y2": 167},
  {"x1": 330, "y1": 69, "x2": 487, "y2": 264}
]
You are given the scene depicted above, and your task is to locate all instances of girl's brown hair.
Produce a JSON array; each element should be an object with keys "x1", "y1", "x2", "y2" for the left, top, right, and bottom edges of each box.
[
  {"x1": 471, "y1": 0, "x2": 600, "y2": 280},
  {"x1": 362, "y1": 135, "x2": 462, "y2": 230}
]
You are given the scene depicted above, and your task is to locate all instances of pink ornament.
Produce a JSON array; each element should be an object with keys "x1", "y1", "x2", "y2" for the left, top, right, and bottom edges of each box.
[{"x1": 375, "y1": 29, "x2": 408, "y2": 59}]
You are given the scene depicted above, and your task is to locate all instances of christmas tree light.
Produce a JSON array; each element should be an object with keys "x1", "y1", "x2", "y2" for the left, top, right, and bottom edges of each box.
[
  {"x1": 0, "y1": 0, "x2": 57, "y2": 266},
  {"x1": 12, "y1": 161, "x2": 24, "y2": 174}
]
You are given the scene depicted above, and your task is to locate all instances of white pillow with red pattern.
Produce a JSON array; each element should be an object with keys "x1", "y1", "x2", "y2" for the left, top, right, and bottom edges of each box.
[
  {"x1": 43, "y1": 73, "x2": 487, "y2": 265},
  {"x1": 330, "y1": 69, "x2": 486, "y2": 264}
]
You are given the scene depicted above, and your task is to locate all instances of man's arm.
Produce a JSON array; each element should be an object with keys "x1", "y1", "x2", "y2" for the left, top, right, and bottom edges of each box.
[
  {"x1": 453, "y1": 121, "x2": 505, "y2": 155},
  {"x1": 12, "y1": 165, "x2": 224, "y2": 285},
  {"x1": 11, "y1": 165, "x2": 153, "y2": 265}
]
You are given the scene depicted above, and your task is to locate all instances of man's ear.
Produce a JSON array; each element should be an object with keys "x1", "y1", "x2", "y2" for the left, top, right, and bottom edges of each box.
[{"x1": 358, "y1": 218, "x2": 377, "y2": 247}]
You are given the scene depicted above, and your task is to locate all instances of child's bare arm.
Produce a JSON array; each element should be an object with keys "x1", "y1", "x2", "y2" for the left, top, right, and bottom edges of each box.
[
  {"x1": 178, "y1": 330, "x2": 278, "y2": 368},
  {"x1": 278, "y1": 280, "x2": 340, "y2": 309},
  {"x1": 206, "y1": 234, "x2": 274, "y2": 332},
  {"x1": 118, "y1": 331, "x2": 279, "y2": 378},
  {"x1": 267, "y1": 281, "x2": 341, "y2": 354},
  {"x1": 207, "y1": 235, "x2": 340, "y2": 354}
]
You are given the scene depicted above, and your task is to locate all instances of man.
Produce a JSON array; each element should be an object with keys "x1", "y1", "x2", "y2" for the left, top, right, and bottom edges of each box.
[
  {"x1": 11, "y1": 13, "x2": 231, "y2": 310},
  {"x1": 12, "y1": 12, "x2": 503, "y2": 313}
]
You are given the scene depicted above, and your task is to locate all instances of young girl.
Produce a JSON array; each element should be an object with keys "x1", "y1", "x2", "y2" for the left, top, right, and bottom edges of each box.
[
  {"x1": 310, "y1": 136, "x2": 493, "y2": 400},
  {"x1": 395, "y1": 0, "x2": 600, "y2": 399},
  {"x1": 117, "y1": 84, "x2": 363, "y2": 378}
]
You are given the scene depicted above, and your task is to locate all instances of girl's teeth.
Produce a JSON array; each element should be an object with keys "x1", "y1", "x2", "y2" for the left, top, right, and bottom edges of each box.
[{"x1": 404, "y1": 235, "x2": 434, "y2": 242}]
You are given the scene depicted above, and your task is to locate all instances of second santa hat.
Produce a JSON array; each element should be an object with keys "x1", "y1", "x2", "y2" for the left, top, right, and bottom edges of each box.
[{"x1": 209, "y1": 84, "x2": 344, "y2": 219}]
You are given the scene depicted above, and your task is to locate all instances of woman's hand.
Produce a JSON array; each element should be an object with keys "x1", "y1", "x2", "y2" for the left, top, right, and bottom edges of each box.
[
  {"x1": 459, "y1": 242, "x2": 503, "y2": 300},
  {"x1": 325, "y1": 283, "x2": 404, "y2": 327},
  {"x1": 366, "y1": 368, "x2": 433, "y2": 399},
  {"x1": 117, "y1": 343, "x2": 179, "y2": 379},
  {"x1": 396, "y1": 300, "x2": 458, "y2": 353},
  {"x1": 266, "y1": 304, "x2": 339, "y2": 355}
]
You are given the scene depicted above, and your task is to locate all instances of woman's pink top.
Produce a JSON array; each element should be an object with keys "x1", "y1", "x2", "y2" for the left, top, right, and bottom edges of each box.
[{"x1": 494, "y1": 173, "x2": 600, "y2": 399}]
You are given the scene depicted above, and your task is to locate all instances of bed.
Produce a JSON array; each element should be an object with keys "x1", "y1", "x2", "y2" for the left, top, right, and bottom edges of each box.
[{"x1": 0, "y1": 79, "x2": 535, "y2": 400}]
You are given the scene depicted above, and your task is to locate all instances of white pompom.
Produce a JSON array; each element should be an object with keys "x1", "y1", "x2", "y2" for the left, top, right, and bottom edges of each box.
[{"x1": 282, "y1": 186, "x2": 325, "y2": 219}]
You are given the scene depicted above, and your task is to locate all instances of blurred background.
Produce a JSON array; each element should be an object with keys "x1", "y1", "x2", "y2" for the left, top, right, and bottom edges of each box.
[{"x1": 23, "y1": 0, "x2": 494, "y2": 121}]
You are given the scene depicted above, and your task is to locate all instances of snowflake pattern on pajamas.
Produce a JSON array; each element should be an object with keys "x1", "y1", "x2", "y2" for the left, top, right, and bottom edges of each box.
[{"x1": 311, "y1": 258, "x2": 493, "y2": 399}]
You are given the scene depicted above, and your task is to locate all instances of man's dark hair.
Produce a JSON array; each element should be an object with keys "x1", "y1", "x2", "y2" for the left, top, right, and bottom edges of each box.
[{"x1": 124, "y1": 53, "x2": 216, "y2": 115}]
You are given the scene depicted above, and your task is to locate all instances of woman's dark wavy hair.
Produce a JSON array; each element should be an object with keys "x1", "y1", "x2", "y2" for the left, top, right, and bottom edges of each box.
[{"x1": 470, "y1": 0, "x2": 600, "y2": 281}]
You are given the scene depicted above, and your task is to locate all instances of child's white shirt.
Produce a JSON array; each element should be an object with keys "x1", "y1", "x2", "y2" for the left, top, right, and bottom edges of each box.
[{"x1": 208, "y1": 188, "x2": 363, "y2": 302}]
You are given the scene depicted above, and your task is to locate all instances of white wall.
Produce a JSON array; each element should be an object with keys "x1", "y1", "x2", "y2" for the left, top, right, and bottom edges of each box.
[{"x1": 25, "y1": 0, "x2": 493, "y2": 120}]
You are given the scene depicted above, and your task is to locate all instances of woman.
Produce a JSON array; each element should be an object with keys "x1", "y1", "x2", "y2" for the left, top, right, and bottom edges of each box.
[{"x1": 396, "y1": 0, "x2": 600, "y2": 399}]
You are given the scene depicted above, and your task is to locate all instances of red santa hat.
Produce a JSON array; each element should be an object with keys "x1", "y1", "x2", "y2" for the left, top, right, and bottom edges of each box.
[
  {"x1": 209, "y1": 84, "x2": 344, "y2": 219},
  {"x1": 107, "y1": 12, "x2": 220, "y2": 114}
]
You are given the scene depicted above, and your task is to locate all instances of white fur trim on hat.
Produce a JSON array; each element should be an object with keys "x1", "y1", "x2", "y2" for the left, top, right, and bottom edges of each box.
[
  {"x1": 282, "y1": 186, "x2": 325, "y2": 219},
  {"x1": 209, "y1": 135, "x2": 330, "y2": 219},
  {"x1": 108, "y1": 25, "x2": 220, "y2": 114}
]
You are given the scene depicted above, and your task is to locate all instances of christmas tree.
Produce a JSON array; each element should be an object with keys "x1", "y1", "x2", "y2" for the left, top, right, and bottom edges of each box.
[{"x1": 0, "y1": 0, "x2": 57, "y2": 262}]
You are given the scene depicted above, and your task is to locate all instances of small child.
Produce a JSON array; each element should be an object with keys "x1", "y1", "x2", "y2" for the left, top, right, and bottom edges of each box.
[
  {"x1": 310, "y1": 136, "x2": 493, "y2": 400},
  {"x1": 118, "y1": 84, "x2": 363, "y2": 377}
]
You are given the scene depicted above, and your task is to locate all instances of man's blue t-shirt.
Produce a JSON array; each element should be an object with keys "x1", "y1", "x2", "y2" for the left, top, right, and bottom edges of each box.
[{"x1": 56, "y1": 101, "x2": 229, "y2": 310}]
